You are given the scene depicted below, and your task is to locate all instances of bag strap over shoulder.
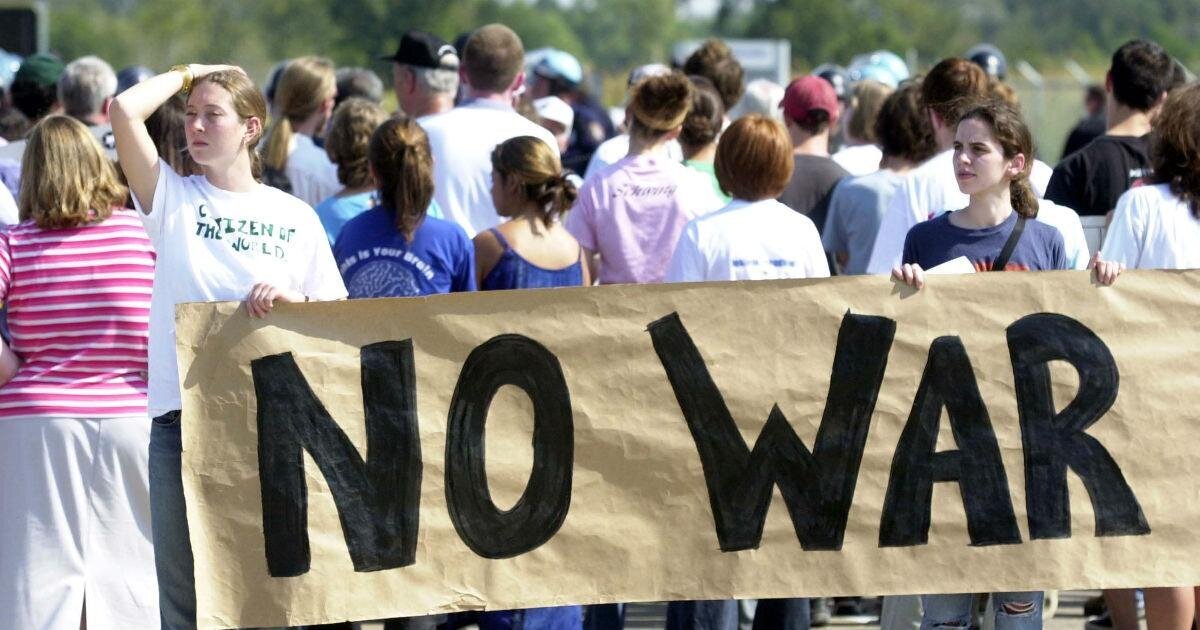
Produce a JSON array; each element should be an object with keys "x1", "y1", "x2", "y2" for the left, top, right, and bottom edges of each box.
[{"x1": 991, "y1": 215, "x2": 1027, "y2": 272}]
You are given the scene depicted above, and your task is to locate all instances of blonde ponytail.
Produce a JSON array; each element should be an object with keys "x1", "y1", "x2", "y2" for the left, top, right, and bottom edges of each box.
[{"x1": 263, "y1": 116, "x2": 293, "y2": 172}]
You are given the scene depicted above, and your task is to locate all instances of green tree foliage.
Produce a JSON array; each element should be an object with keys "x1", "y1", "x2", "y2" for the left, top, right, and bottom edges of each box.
[{"x1": 43, "y1": 0, "x2": 1200, "y2": 93}]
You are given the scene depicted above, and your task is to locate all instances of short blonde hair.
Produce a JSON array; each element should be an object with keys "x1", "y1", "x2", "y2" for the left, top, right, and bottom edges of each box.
[
  {"x1": 714, "y1": 114, "x2": 793, "y2": 201},
  {"x1": 19, "y1": 115, "x2": 127, "y2": 229}
]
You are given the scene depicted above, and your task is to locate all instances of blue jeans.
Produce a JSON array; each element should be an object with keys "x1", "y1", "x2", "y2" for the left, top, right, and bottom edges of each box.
[
  {"x1": 666, "y1": 600, "x2": 740, "y2": 630},
  {"x1": 583, "y1": 604, "x2": 624, "y2": 630},
  {"x1": 150, "y1": 410, "x2": 197, "y2": 629},
  {"x1": 447, "y1": 606, "x2": 583, "y2": 630},
  {"x1": 920, "y1": 593, "x2": 1042, "y2": 630}
]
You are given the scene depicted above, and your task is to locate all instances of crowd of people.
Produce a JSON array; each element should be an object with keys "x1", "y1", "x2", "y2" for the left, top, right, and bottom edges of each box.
[{"x1": 0, "y1": 21, "x2": 1196, "y2": 630}]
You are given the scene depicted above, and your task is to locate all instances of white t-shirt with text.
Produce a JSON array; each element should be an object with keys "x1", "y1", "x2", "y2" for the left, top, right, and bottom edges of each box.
[
  {"x1": 665, "y1": 198, "x2": 831, "y2": 282},
  {"x1": 1103, "y1": 183, "x2": 1200, "y2": 270},
  {"x1": 135, "y1": 159, "x2": 347, "y2": 415},
  {"x1": 420, "y1": 99, "x2": 560, "y2": 238}
]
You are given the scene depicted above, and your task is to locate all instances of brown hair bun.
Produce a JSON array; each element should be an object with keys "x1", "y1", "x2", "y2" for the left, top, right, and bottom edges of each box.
[{"x1": 629, "y1": 71, "x2": 694, "y2": 132}]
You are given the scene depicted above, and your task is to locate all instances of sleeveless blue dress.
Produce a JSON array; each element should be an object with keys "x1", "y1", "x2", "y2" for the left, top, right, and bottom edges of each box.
[{"x1": 480, "y1": 227, "x2": 584, "y2": 290}]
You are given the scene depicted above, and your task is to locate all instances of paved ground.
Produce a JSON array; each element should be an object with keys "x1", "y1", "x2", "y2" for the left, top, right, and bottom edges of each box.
[{"x1": 362, "y1": 590, "x2": 1107, "y2": 630}]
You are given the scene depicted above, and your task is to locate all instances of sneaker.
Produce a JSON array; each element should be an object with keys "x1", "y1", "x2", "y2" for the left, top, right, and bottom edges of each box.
[
  {"x1": 1085, "y1": 612, "x2": 1114, "y2": 630},
  {"x1": 810, "y1": 598, "x2": 832, "y2": 627},
  {"x1": 1084, "y1": 595, "x2": 1108, "y2": 618}
]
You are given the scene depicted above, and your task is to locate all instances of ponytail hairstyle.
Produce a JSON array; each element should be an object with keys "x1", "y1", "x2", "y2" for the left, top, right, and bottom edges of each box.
[
  {"x1": 1149, "y1": 83, "x2": 1200, "y2": 218},
  {"x1": 191, "y1": 70, "x2": 268, "y2": 181},
  {"x1": 491, "y1": 136, "x2": 576, "y2": 227},
  {"x1": 958, "y1": 98, "x2": 1039, "y2": 218},
  {"x1": 262, "y1": 56, "x2": 336, "y2": 173},
  {"x1": 678, "y1": 75, "x2": 725, "y2": 156},
  {"x1": 369, "y1": 116, "x2": 434, "y2": 241}
]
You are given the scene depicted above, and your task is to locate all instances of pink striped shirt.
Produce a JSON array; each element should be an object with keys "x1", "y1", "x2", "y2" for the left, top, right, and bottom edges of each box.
[{"x1": 0, "y1": 208, "x2": 155, "y2": 418}]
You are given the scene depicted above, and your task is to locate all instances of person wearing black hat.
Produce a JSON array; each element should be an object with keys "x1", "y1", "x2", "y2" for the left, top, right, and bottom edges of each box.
[{"x1": 383, "y1": 30, "x2": 459, "y2": 119}]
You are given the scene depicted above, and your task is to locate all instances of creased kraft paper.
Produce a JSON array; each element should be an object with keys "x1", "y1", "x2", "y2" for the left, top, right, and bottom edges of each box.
[{"x1": 176, "y1": 270, "x2": 1200, "y2": 629}]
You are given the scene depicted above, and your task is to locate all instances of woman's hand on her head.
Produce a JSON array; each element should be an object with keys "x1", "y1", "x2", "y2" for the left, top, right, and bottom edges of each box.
[
  {"x1": 244, "y1": 282, "x2": 305, "y2": 318},
  {"x1": 891, "y1": 263, "x2": 925, "y2": 290},
  {"x1": 1088, "y1": 252, "x2": 1124, "y2": 286}
]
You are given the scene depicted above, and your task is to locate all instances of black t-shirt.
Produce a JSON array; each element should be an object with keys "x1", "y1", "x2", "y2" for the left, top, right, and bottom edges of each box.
[
  {"x1": 1044, "y1": 134, "x2": 1151, "y2": 216},
  {"x1": 1060, "y1": 114, "x2": 1106, "y2": 159},
  {"x1": 778, "y1": 154, "x2": 849, "y2": 235}
]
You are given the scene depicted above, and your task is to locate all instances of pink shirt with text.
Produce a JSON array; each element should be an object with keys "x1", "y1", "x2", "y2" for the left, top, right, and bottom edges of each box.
[{"x1": 566, "y1": 154, "x2": 722, "y2": 284}]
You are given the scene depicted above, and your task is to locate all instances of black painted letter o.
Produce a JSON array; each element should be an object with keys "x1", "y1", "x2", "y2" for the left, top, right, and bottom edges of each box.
[{"x1": 445, "y1": 334, "x2": 573, "y2": 558}]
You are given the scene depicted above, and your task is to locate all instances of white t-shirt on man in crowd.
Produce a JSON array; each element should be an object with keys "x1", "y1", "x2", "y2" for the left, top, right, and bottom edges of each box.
[
  {"x1": 832, "y1": 144, "x2": 883, "y2": 177},
  {"x1": 286, "y1": 133, "x2": 341, "y2": 209},
  {"x1": 865, "y1": 149, "x2": 1055, "y2": 273},
  {"x1": 1102, "y1": 183, "x2": 1200, "y2": 270},
  {"x1": 0, "y1": 184, "x2": 17, "y2": 226},
  {"x1": 421, "y1": 99, "x2": 560, "y2": 238},
  {"x1": 665, "y1": 198, "x2": 830, "y2": 282},
  {"x1": 134, "y1": 159, "x2": 347, "y2": 416}
]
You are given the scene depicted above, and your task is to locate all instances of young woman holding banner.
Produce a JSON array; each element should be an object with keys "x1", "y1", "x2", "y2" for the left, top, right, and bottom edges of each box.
[
  {"x1": 892, "y1": 99, "x2": 1061, "y2": 630},
  {"x1": 1091, "y1": 82, "x2": 1200, "y2": 630},
  {"x1": 111, "y1": 63, "x2": 346, "y2": 628}
]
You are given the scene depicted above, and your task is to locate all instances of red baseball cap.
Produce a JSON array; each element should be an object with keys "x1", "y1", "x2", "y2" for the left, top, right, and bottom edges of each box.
[{"x1": 780, "y1": 75, "x2": 840, "y2": 126}]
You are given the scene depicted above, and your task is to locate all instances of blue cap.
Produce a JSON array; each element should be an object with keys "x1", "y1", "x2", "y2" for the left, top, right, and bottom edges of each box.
[{"x1": 534, "y1": 49, "x2": 583, "y2": 86}]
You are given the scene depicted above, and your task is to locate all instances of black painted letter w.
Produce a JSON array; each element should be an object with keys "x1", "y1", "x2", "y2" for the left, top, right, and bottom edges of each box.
[{"x1": 647, "y1": 312, "x2": 895, "y2": 551}]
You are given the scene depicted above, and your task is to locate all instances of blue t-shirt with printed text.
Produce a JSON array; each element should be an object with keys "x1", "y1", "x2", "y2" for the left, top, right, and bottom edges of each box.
[
  {"x1": 901, "y1": 211, "x2": 1068, "y2": 272},
  {"x1": 333, "y1": 206, "x2": 476, "y2": 298}
]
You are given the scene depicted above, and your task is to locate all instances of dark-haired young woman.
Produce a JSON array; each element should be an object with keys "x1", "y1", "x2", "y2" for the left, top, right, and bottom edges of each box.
[
  {"x1": 475, "y1": 135, "x2": 589, "y2": 290},
  {"x1": 893, "y1": 99, "x2": 1067, "y2": 287},
  {"x1": 892, "y1": 99, "x2": 1062, "y2": 630},
  {"x1": 333, "y1": 116, "x2": 475, "y2": 297}
]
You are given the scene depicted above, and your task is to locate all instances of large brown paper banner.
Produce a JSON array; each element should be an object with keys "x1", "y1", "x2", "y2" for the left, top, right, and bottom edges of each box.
[{"x1": 177, "y1": 270, "x2": 1200, "y2": 629}]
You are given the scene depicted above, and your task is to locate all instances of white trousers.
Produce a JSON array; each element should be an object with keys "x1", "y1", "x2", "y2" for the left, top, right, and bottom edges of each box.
[{"x1": 0, "y1": 417, "x2": 158, "y2": 629}]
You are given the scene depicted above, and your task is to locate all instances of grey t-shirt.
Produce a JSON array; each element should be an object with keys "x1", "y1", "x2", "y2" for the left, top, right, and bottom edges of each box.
[
  {"x1": 822, "y1": 170, "x2": 904, "y2": 275},
  {"x1": 777, "y1": 154, "x2": 849, "y2": 236}
]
